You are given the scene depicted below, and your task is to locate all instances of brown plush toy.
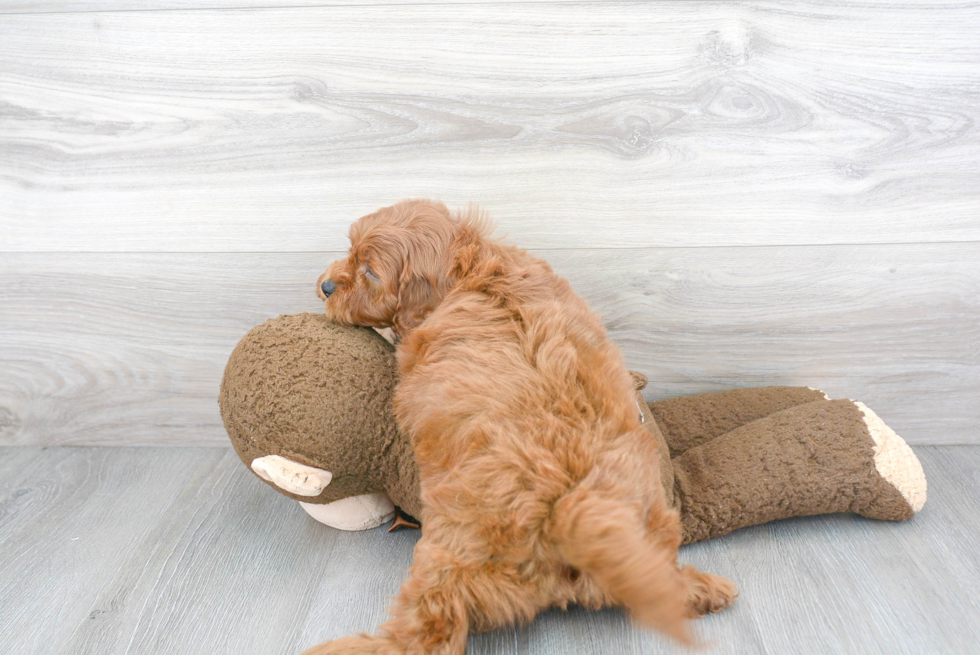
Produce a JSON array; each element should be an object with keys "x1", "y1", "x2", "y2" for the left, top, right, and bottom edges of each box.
[{"x1": 219, "y1": 313, "x2": 927, "y2": 542}]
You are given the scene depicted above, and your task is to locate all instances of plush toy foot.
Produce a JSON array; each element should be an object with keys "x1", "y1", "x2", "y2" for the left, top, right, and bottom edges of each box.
[
  {"x1": 649, "y1": 386, "x2": 831, "y2": 457},
  {"x1": 852, "y1": 401, "x2": 927, "y2": 519},
  {"x1": 672, "y1": 399, "x2": 927, "y2": 544},
  {"x1": 299, "y1": 493, "x2": 396, "y2": 531}
]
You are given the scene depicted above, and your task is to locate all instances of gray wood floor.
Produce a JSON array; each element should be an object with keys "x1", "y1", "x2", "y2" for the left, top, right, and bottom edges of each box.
[{"x1": 1, "y1": 445, "x2": 977, "y2": 655}]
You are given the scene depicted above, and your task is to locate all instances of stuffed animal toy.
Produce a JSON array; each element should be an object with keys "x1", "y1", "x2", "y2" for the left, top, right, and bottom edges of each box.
[{"x1": 219, "y1": 313, "x2": 926, "y2": 543}]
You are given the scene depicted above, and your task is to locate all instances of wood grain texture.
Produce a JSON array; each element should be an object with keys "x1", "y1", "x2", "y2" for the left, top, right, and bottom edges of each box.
[
  {"x1": 1, "y1": 2, "x2": 979, "y2": 251},
  {"x1": 1, "y1": 244, "x2": 976, "y2": 447},
  {"x1": 0, "y1": 445, "x2": 977, "y2": 654},
  {"x1": 0, "y1": 252, "x2": 326, "y2": 447},
  {"x1": 0, "y1": 448, "x2": 228, "y2": 654},
  {"x1": 1, "y1": 0, "x2": 589, "y2": 12},
  {"x1": 56, "y1": 448, "x2": 407, "y2": 655},
  {"x1": 1, "y1": 0, "x2": 972, "y2": 13}
]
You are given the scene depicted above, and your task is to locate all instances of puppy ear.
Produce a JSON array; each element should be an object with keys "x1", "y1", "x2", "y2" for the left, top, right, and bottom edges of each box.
[{"x1": 392, "y1": 273, "x2": 439, "y2": 338}]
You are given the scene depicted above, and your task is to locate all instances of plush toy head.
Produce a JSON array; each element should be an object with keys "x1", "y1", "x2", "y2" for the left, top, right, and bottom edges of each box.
[
  {"x1": 219, "y1": 313, "x2": 422, "y2": 528},
  {"x1": 219, "y1": 313, "x2": 664, "y2": 530}
]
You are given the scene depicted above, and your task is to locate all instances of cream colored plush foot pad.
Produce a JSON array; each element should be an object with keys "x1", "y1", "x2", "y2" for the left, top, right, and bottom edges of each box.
[{"x1": 855, "y1": 402, "x2": 927, "y2": 512}]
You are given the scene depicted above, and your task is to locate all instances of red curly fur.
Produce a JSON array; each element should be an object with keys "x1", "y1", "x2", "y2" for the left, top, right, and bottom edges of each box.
[{"x1": 307, "y1": 200, "x2": 736, "y2": 654}]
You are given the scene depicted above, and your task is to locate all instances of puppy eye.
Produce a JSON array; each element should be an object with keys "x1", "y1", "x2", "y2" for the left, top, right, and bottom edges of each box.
[{"x1": 364, "y1": 268, "x2": 380, "y2": 283}]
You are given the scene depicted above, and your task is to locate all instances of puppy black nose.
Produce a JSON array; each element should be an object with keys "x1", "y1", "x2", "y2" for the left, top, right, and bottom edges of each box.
[{"x1": 321, "y1": 279, "x2": 336, "y2": 297}]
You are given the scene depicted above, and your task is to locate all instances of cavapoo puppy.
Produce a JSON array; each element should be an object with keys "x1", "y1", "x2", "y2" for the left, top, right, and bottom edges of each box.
[{"x1": 306, "y1": 200, "x2": 736, "y2": 654}]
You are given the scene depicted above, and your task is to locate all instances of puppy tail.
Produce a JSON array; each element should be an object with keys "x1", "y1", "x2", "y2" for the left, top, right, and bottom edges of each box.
[{"x1": 551, "y1": 484, "x2": 692, "y2": 644}]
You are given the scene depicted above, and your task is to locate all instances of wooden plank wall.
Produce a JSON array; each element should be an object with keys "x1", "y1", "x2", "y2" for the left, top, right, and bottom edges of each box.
[{"x1": 1, "y1": 2, "x2": 978, "y2": 446}]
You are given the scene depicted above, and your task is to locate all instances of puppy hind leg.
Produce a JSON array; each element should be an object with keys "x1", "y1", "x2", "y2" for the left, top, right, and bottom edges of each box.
[
  {"x1": 301, "y1": 634, "x2": 399, "y2": 655},
  {"x1": 303, "y1": 535, "x2": 539, "y2": 655},
  {"x1": 552, "y1": 487, "x2": 692, "y2": 643},
  {"x1": 678, "y1": 564, "x2": 738, "y2": 618},
  {"x1": 644, "y1": 499, "x2": 738, "y2": 619}
]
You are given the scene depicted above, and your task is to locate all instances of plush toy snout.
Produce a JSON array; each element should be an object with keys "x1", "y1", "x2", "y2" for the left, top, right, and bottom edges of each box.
[{"x1": 298, "y1": 493, "x2": 396, "y2": 531}]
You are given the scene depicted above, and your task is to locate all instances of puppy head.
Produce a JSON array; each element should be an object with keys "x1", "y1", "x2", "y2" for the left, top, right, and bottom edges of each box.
[{"x1": 318, "y1": 200, "x2": 462, "y2": 336}]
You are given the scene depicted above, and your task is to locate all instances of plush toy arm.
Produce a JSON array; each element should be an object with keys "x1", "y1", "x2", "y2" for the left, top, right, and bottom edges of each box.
[
  {"x1": 649, "y1": 386, "x2": 829, "y2": 457},
  {"x1": 673, "y1": 399, "x2": 926, "y2": 545}
]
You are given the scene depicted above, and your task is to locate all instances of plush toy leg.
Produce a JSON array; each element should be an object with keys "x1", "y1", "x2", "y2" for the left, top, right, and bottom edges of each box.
[
  {"x1": 672, "y1": 399, "x2": 926, "y2": 544},
  {"x1": 649, "y1": 386, "x2": 830, "y2": 457},
  {"x1": 299, "y1": 493, "x2": 396, "y2": 531}
]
